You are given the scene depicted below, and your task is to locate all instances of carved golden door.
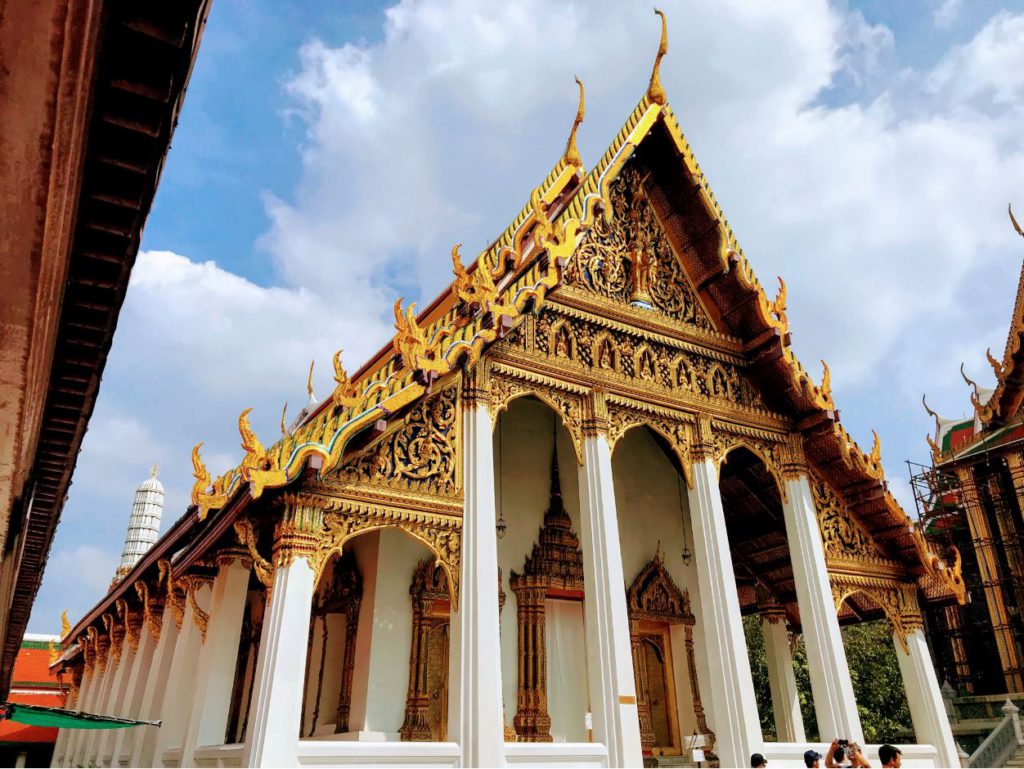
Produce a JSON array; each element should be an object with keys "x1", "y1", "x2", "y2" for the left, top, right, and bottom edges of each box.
[
  {"x1": 626, "y1": 553, "x2": 711, "y2": 757},
  {"x1": 401, "y1": 560, "x2": 450, "y2": 741}
]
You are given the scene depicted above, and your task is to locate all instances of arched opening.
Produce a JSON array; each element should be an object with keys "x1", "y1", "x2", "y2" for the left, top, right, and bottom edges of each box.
[
  {"x1": 494, "y1": 395, "x2": 589, "y2": 743},
  {"x1": 611, "y1": 424, "x2": 711, "y2": 760},
  {"x1": 835, "y1": 592, "x2": 915, "y2": 745},
  {"x1": 298, "y1": 527, "x2": 449, "y2": 741},
  {"x1": 718, "y1": 446, "x2": 814, "y2": 743}
]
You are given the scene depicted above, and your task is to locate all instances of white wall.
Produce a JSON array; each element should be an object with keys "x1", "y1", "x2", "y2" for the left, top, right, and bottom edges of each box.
[
  {"x1": 495, "y1": 397, "x2": 586, "y2": 739},
  {"x1": 611, "y1": 426, "x2": 712, "y2": 744}
]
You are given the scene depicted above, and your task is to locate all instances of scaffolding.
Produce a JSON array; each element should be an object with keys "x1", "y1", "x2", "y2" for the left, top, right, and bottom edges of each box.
[{"x1": 907, "y1": 456, "x2": 1024, "y2": 694}]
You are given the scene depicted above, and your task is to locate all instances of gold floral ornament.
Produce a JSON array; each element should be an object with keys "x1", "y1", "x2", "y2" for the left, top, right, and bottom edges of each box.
[
  {"x1": 191, "y1": 442, "x2": 228, "y2": 521},
  {"x1": 393, "y1": 299, "x2": 451, "y2": 383},
  {"x1": 563, "y1": 77, "x2": 585, "y2": 170},
  {"x1": 60, "y1": 610, "x2": 70, "y2": 640},
  {"x1": 48, "y1": 641, "x2": 58, "y2": 665},
  {"x1": 909, "y1": 521, "x2": 967, "y2": 605},
  {"x1": 647, "y1": 9, "x2": 668, "y2": 106},
  {"x1": 527, "y1": 186, "x2": 557, "y2": 256},
  {"x1": 332, "y1": 350, "x2": 362, "y2": 409}
]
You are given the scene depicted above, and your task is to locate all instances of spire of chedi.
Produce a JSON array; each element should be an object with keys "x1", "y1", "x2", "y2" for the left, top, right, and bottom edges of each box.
[{"x1": 112, "y1": 465, "x2": 164, "y2": 584}]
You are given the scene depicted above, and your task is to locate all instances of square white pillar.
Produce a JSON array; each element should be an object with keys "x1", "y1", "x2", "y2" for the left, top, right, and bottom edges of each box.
[
  {"x1": 761, "y1": 617, "x2": 806, "y2": 743},
  {"x1": 82, "y1": 644, "x2": 119, "y2": 765},
  {"x1": 241, "y1": 556, "x2": 315, "y2": 767},
  {"x1": 578, "y1": 431, "x2": 644, "y2": 768},
  {"x1": 782, "y1": 474, "x2": 863, "y2": 744},
  {"x1": 154, "y1": 588, "x2": 206, "y2": 765},
  {"x1": 66, "y1": 660, "x2": 100, "y2": 766},
  {"x1": 51, "y1": 668, "x2": 84, "y2": 768},
  {"x1": 130, "y1": 607, "x2": 180, "y2": 767},
  {"x1": 98, "y1": 641, "x2": 136, "y2": 764},
  {"x1": 895, "y1": 628, "x2": 959, "y2": 768},
  {"x1": 687, "y1": 458, "x2": 763, "y2": 766},
  {"x1": 448, "y1": 402, "x2": 506, "y2": 767},
  {"x1": 180, "y1": 555, "x2": 252, "y2": 764},
  {"x1": 112, "y1": 624, "x2": 157, "y2": 766}
]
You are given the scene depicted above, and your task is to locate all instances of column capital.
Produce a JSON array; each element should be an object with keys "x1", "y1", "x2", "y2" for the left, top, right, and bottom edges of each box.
[
  {"x1": 581, "y1": 387, "x2": 609, "y2": 437},
  {"x1": 690, "y1": 413, "x2": 722, "y2": 464},
  {"x1": 462, "y1": 361, "x2": 491, "y2": 410},
  {"x1": 134, "y1": 580, "x2": 165, "y2": 643},
  {"x1": 780, "y1": 433, "x2": 809, "y2": 481},
  {"x1": 274, "y1": 492, "x2": 329, "y2": 572}
]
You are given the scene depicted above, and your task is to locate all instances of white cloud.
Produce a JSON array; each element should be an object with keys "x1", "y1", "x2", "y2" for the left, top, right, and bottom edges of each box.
[
  {"x1": 30, "y1": 2, "x2": 1024, "y2": 630},
  {"x1": 933, "y1": 0, "x2": 963, "y2": 30}
]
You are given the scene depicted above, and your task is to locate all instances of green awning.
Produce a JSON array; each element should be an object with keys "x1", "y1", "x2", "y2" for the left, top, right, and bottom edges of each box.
[{"x1": 0, "y1": 702, "x2": 161, "y2": 730}]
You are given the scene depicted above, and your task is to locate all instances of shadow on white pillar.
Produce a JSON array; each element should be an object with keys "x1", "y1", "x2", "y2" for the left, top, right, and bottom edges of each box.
[
  {"x1": 154, "y1": 593, "x2": 205, "y2": 765},
  {"x1": 687, "y1": 458, "x2": 763, "y2": 767},
  {"x1": 130, "y1": 608, "x2": 180, "y2": 767},
  {"x1": 449, "y1": 403, "x2": 506, "y2": 766},
  {"x1": 242, "y1": 557, "x2": 314, "y2": 767},
  {"x1": 895, "y1": 629, "x2": 959, "y2": 768},
  {"x1": 181, "y1": 557, "x2": 251, "y2": 764},
  {"x1": 762, "y1": 617, "x2": 806, "y2": 743},
  {"x1": 578, "y1": 432, "x2": 644, "y2": 768},
  {"x1": 111, "y1": 627, "x2": 156, "y2": 764},
  {"x1": 782, "y1": 474, "x2": 863, "y2": 744}
]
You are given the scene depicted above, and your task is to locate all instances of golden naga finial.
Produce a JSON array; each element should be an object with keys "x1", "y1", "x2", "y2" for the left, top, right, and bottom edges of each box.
[
  {"x1": 393, "y1": 298, "x2": 428, "y2": 367},
  {"x1": 332, "y1": 349, "x2": 361, "y2": 409},
  {"x1": 307, "y1": 360, "x2": 315, "y2": 401},
  {"x1": 238, "y1": 408, "x2": 267, "y2": 473},
  {"x1": 48, "y1": 640, "x2": 58, "y2": 666},
  {"x1": 819, "y1": 360, "x2": 831, "y2": 398},
  {"x1": 869, "y1": 430, "x2": 882, "y2": 465},
  {"x1": 452, "y1": 244, "x2": 498, "y2": 310},
  {"x1": 60, "y1": 610, "x2": 70, "y2": 640},
  {"x1": 987, "y1": 347, "x2": 1007, "y2": 380},
  {"x1": 1011, "y1": 203, "x2": 1023, "y2": 238},
  {"x1": 563, "y1": 77, "x2": 585, "y2": 169},
  {"x1": 190, "y1": 442, "x2": 210, "y2": 507},
  {"x1": 647, "y1": 9, "x2": 669, "y2": 106},
  {"x1": 529, "y1": 186, "x2": 556, "y2": 252},
  {"x1": 772, "y1": 277, "x2": 788, "y2": 326},
  {"x1": 926, "y1": 432, "x2": 943, "y2": 464}
]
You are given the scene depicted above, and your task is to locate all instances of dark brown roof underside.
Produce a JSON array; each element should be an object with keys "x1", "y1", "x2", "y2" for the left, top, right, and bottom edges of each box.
[{"x1": 1, "y1": 0, "x2": 211, "y2": 698}]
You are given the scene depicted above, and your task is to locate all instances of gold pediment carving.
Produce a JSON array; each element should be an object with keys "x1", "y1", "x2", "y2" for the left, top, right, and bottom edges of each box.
[{"x1": 563, "y1": 164, "x2": 713, "y2": 330}]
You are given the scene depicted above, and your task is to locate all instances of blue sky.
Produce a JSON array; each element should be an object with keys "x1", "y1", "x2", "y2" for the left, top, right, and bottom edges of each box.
[{"x1": 29, "y1": 0, "x2": 1024, "y2": 632}]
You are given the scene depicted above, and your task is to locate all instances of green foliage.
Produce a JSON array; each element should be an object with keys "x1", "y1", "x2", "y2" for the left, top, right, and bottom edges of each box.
[{"x1": 743, "y1": 616, "x2": 912, "y2": 745}]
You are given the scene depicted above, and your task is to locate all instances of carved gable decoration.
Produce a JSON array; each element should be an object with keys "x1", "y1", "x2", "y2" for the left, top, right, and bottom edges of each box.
[
  {"x1": 812, "y1": 478, "x2": 883, "y2": 561},
  {"x1": 627, "y1": 553, "x2": 693, "y2": 624},
  {"x1": 564, "y1": 164, "x2": 713, "y2": 330},
  {"x1": 336, "y1": 386, "x2": 459, "y2": 497}
]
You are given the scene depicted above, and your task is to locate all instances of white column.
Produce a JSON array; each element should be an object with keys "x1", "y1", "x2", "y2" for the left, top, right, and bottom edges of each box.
[
  {"x1": 688, "y1": 457, "x2": 763, "y2": 766},
  {"x1": 241, "y1": 556, "x2": 315, "y2": 767},
  {"x1": 98, "y1": 640, "x2": 136, "y2": 764},
  {"x1": 761, "y1": 617, "x2": 805, "y2": 743},
  {"x1": 154, "y1": 590, "x2": 206, "y2": 766},
  {"x1": 180, "y1": 556, "x2": 251, "y2": 764},
  {"x1": 82, "y1": 643, "x2": 119, "y2": 766},
  {"x1": 578, "y1": 429, "x2": 644, "y2": 767},
  {"x1": 782, "y1": 474, "x2": 864, "y2": 744},
  {"x1": 130, "y1": 607, "x2": 180, "y2": 767},
  {"x1": 895, "y1": 629, "x2": 959, "y2": 768},
  {"x1": 448, "y1": 401, "x2": 506, "y2": 766},
  {"x1": 111, "y1": 624, "x2": 157, "y2": 766},
  {"x1": 51, "y1": 668, "x2": 84, "y2": 768},
  {"x1": 67, "y1": 661, "x2": 100, "y2": 766}
]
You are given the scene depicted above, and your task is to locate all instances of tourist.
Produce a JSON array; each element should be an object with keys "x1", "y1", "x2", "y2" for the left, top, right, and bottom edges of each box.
[
  {"x1": 751, "y1": 752, "x2": 767, "y2": 768},
  {"x1": 804, "y1": 749, "x2": 823, "y2": 768},
  {"x1": 825, "y1": 739, "x2": 871, "y2": 768},
  {"x1": 878, "y1": 744, "x2": 902, "y2": 768}
]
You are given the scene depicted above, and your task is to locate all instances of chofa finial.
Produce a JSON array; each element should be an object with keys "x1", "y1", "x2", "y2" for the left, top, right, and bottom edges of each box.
[
  {"x1": 648, "y1": 9, "x2": 669, "y2": 106},
  {"x1": 307, "y1": 360, "x2": 315, "y2": 401},
  {"x1": 564, "y1": 77, "x2": 585, "y2": 169},
  {"x1": 1010, "y1": 203, "x2": 1023, "y2": 238}
]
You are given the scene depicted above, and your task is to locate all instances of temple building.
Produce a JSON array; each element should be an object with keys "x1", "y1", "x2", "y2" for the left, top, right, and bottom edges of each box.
[
  {"x1": 913, "y1": 208, "x2": 1024, "y2": 698},
  {"x1": 51, "y1": 17, "x2": 966, "y2": 769}
]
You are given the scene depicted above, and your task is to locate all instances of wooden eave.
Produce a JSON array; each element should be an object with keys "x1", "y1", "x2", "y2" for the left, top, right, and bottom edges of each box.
[{"x1": 3, "y1": 0, "x2": 211, "y2": 694}]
